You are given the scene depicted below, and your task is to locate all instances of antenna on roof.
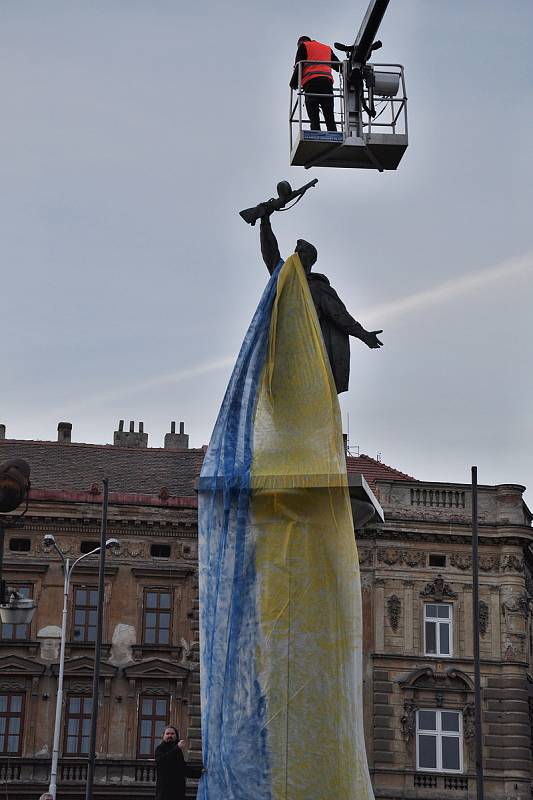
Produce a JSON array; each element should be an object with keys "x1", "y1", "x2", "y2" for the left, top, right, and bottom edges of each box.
[
  {"x1": 343, "y1": 415, "x2": 360, "y2": 457},
  {"x1": 376, "y1": 452, "x2": 382, "y2": 462}
]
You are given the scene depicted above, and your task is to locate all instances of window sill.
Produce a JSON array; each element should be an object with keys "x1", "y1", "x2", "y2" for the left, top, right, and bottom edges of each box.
[{"x1": 132, "y1": 644, "x2": 184, "y2": 660}]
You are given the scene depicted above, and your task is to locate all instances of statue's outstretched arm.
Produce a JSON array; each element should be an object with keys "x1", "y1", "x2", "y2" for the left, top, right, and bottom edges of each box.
[
  {"x1": 322, "y1": 288, "x2": 383, "y2": 348},
  {"x1": 260, "y1": 215, "x2": 281, "y2": 275}
]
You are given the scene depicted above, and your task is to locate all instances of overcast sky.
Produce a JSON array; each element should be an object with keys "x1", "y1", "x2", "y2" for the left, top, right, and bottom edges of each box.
[{"x1": 2, "y1": 1, "x2": 532, "y2": 504}]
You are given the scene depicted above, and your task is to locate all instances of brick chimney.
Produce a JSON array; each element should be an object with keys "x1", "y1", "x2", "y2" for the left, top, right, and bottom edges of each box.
[
  {"x1": 0, "y1": 424, "x2": 5, "y2": 440},
  {"x1": 57, "y1": 422, "x2": 72, "y2": 443},
  {"x1": 113, "y1": 420, "x2": 148, "y2": 448},
  {"x1": 164, "y1": 421, "x2": 189, "y2": 450}
]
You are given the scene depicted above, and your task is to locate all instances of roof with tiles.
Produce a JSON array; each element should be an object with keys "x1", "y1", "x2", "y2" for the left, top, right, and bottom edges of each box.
[
  {"x1": 0, "y1": 439, "x2": 205, "y2": 497},
  {"x1": 0, "y1": 440, "x2": 415, "y2": 497},
  {"x1": 346, "y1": 453, "x2": 416, "y2": 486}
]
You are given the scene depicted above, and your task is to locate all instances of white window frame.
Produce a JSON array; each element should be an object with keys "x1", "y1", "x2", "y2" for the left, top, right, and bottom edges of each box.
[
  {"x1": 424, "y1": 602, "x2": 453, "y2": 657},
  {"x1": 416, "y1": 709, "x2": 463, "y2": 773}
]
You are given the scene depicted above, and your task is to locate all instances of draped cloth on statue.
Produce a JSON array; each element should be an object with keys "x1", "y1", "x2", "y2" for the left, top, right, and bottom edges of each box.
[{"x1": 198, "y1": 254, "x2": 374, "y2": 800}]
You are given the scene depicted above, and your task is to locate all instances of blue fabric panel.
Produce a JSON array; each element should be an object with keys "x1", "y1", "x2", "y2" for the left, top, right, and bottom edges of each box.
[{"x1": 198, "y1": 260, "x2": 283, "y2": 800}]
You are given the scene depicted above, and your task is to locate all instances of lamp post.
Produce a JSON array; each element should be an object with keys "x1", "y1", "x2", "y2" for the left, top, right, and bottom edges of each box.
[
  {"x1": 471, "y1": 466, "x2": 485, "y2": 800},
  {"x1": 0, "y1": 459, "x2": 36, "y2": 625},
  {"x1": 45, "y1": 530, "x2": 119, "y2": 800}
]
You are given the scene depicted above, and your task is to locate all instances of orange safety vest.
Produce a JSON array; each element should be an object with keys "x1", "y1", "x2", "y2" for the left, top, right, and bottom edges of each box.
[{"x1": 300, "y1": 40, "x2": 333, "y2": 86}]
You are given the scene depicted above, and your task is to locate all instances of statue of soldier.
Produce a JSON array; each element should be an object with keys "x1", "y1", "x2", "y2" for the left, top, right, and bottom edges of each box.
[{"x1": 259, "y1": 211, "x2": 383, "y2": 394}]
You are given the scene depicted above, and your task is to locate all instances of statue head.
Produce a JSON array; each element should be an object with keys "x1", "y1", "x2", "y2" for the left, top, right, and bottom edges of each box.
[{"x1": 295, "y1": 239, "x2": 317, "y2": 273}]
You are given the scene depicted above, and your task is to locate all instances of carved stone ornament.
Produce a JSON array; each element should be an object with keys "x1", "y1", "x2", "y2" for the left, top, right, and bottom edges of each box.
[
  {"x1": 463, "y1": 703, "x2": 475, "y2": 757},
  {"x1": 181, "y1": 543, "x2": 198, "y2": 560},
  {"x1": 403, "y1": 551, "x2": 425, "y2": 568},
  {"x1": 377, "y1": 548, "x2": 425, "y2": 568},
  {"x1": 479, "y1": 555, "x2": 499, "y2": 572},
  {"x1": 504, "y1": 641, "x2": 518, "y2": 661},
  {"x1": 387, "y1": 595, "x2": 401, "y2": 632},
  {"x1": 38, "y1": 538, "x2": 74, "y2": 556},
  {"x1": 450, "y1": 552, "x2": 471, "y2": 571},
  {"x1": 401, "y1": 700, "x2": 417, "y2": 745},
  {"x1": 113, "y1": 541, "x2": 147, "y2": 559},
  {"x1": 68, "y1": 682, "x2": 92, "y2": 694},
  {"x1": 357, "y1": 548, "x2": 373, "y2": 567},
  {"x1": 359, "y1": 573, "x2": 373, "y2": 589},
  {"x1": 478, "y1": 600, "x2": 489, "y2": 637},
  {"x1": 0, "y1": 681, "x2": 25, "y2": 692},
  {"x1": 500, "y1": 554, "x2": 524, "y2": 574},
  {"x1": 502, "y1": 593, "x2": 530, "y2": 618},
  {"x1": 377, "y1": 548, "x2": 402, "y2": 566},
  {"x1": 420, "y1": 575, "x2": 457, "y2": 601}
]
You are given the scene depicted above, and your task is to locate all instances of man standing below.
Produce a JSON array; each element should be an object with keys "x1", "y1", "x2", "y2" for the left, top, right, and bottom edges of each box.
[
  {"x1": 290, "y1": 35, "x2": 341, "y2": 131},
  {"x1": 260, "y1": 210, "x2": 383, "y2": 394},
  {"x1": 154, "y1": 726, "x2": 202, "y2": 800}
]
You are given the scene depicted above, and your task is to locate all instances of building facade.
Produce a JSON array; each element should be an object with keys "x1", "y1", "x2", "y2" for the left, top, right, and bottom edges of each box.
[
  {"x1": 1, "y1": 422, "x2": 532, "y2": 799},
  {"x1": 362, "y1": 477, "x2": 533, "y2": 800}
]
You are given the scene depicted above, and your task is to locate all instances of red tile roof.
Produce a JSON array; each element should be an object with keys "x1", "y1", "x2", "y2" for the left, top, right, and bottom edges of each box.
[
  {"x1": 0, "y1": 439, "x2": 204, "y2": 497},
  {"x1": 346, "y1": 453, "x2": 416, "y2": 486},
  {"x1": 1, "y1": 440, "x2": 415, "y2": 498}
]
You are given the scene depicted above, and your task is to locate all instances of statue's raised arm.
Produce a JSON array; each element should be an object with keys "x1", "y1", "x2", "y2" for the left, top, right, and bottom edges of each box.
[{"x1": 260, "y1": 214, "x2": 281, "y2": 275}]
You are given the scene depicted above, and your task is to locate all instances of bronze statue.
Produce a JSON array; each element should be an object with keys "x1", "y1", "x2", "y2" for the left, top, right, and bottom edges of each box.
[{"x1": 244, "y1": 179, "x2": 383, "y2": 394}]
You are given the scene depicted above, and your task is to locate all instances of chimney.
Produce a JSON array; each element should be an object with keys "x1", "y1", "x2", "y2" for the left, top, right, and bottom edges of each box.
[
  {"x1": 342, "y1": 433, "x2": 348, "y2": 455},
  {"x1": 113, "y1": 420, "x2": 148, "y2": 448},
  {"x1": 164, "y1": 421, "x2": 189, "y2": 450},
  {"x1": 0, "y1": 424, "x2": 5, "y2": 440},
  {"x1": 57, "y1": 422, "x2": 72, "y2": 443}
]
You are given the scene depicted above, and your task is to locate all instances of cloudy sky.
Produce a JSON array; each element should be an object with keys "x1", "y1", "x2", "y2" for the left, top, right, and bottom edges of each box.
[{"x1": 2, "y1": 1, "x2": 532, "y2": 503}]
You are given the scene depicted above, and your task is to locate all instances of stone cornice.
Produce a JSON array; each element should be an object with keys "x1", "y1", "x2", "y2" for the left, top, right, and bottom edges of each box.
[
  {"x1": 371, "y1": 652, "x2": 528, "y2": 667},
  {"x1": 131, "y1": 565, "x2": 196, "y2": 579},
  {"x1": 2, "y1": 562, "x2": 49, "y2": 573},
  {"x1": 67, "y1": 565, "x2": 119, "y2": 576},
  {"x1": 359, "y1": 526, "x2": 533, "y2": 545}
]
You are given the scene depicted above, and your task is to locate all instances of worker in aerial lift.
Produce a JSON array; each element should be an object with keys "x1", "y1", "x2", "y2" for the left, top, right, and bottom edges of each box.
[{"x1": 290, "y1": 36, "x2": 341, "y2": 132}]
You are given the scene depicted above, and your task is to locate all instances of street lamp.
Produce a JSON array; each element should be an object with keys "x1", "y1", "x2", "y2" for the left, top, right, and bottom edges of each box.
[
  {"x1": 45, "y1": 532, "x2": 119, "y2": 800},
  {"x1": 0, "y1": 459, "x2": 36, "y2": 625}
]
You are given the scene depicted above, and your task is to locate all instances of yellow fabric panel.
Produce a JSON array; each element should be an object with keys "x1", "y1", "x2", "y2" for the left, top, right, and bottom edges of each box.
[
  {"x1": 251, "y1": 255, "x2": 374, "y2": 799},
  {"x1": 251, "y1": 254, "x2": 347, "y2": 490}
]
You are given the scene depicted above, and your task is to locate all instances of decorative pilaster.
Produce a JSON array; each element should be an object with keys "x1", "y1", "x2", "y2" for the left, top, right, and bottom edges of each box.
[{"x1": 374, "y1": 578, "x2": 385, "y2": 653}]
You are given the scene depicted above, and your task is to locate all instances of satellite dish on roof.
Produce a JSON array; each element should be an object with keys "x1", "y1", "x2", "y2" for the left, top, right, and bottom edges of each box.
[{"x1": 289, "y1": 0, "x2": 408, "y2": 171}]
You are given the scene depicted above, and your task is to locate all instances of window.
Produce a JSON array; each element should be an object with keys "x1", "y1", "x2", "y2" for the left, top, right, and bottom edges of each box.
[
  {"x1": 137, "y1": 696, "x2": 170, "y2": 756},
  {"x1": 1, "y1": 585, "x2": 33, "y2": 641},
  {"x1": 0, "y1": 693, "x2": 25, "y2": 755},
  {"x1": 424, "y1": 603, "x2": 452, "y2": 656},
  {"x1": 9, "y1": 538, "x2": 31, "y2": 552},
  {"x1": 429, "y1": 553, "x2": 446, "y2": 568},
  {"x1": 72, "y1": 587, "x2": 98, "y2": 642},
  {"x1": 64, "y1": 696, "x2": 92, "y2": 755},
  {"x1": 417, "y1": 709, "x2": 462, "y2": 772},
  {"x1": 150, "y1": 544, "x2": 171, "y2": 558},
  {"x1": 143, "y1": 589, "x2": 172, "y2": 645},
  {"x1": 80, "y1": 540, "x2": 99, "y2": 554}
]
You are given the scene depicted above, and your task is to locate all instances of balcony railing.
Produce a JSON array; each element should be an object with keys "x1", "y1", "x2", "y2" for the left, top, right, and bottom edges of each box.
[
  {"x1": 0, "y1": 757, "x2": 185, "y2": 785},
  {"x1": 413, "y1": 773, "x2": 469, "y2": 792}
]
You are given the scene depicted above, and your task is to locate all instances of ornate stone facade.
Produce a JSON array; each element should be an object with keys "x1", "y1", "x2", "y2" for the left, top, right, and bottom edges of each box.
[
  {"x1": 358, "y1": 478, "x2": 533, "y2": 800},
  {"x1": 0, "y1": 433, "x2": 203, "y2": 799}
]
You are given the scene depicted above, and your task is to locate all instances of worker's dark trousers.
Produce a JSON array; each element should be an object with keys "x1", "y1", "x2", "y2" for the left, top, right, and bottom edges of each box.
[{"x1": 304, "y1": 77, "x2": 337, "y2": 131}]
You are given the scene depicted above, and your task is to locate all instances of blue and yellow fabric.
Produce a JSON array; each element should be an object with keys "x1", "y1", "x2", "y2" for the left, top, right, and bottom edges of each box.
[{"x1": 198, "y1": 254, "x2": 374, "y2": 800}]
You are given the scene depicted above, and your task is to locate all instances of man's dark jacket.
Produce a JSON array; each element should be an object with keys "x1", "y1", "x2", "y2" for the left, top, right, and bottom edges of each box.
[{"x1": 155, "y1": 742, "x2": 202, "y2": 800}]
